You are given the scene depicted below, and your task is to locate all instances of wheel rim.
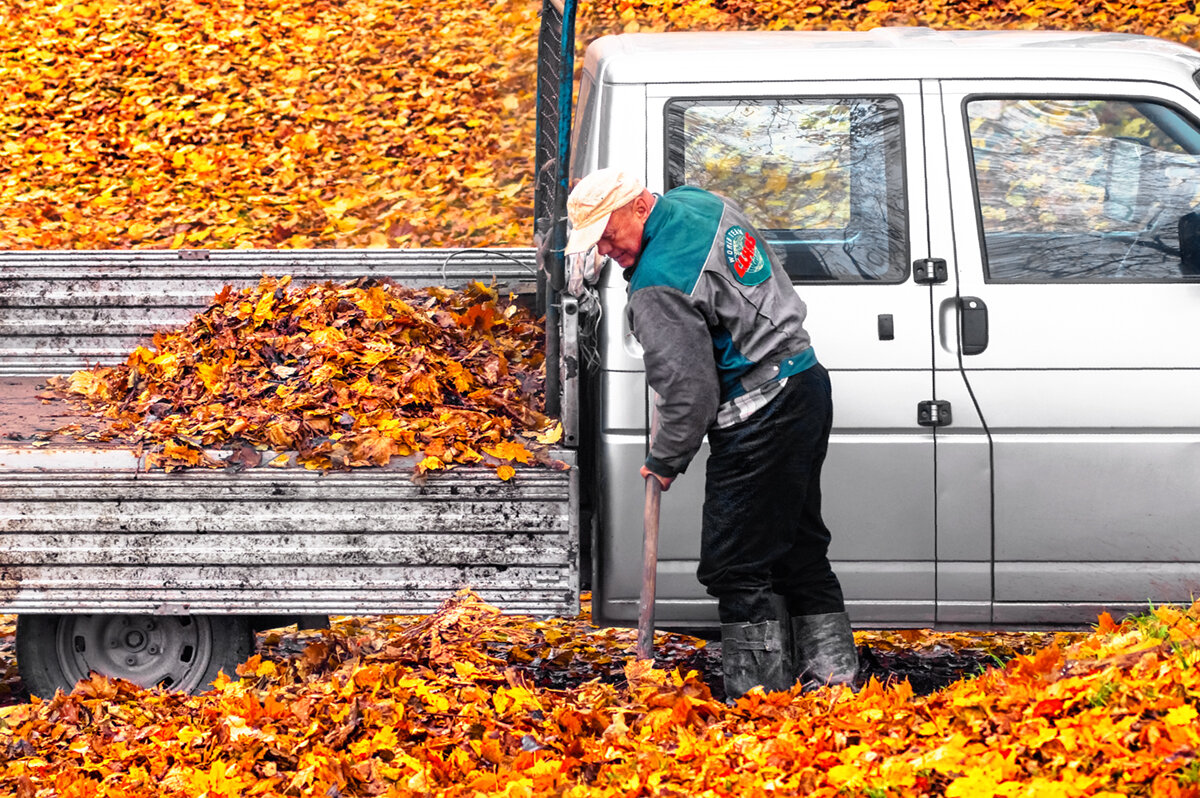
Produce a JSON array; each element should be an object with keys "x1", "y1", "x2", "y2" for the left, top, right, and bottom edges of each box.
[{"x1": 54, "y1": 615, "x2": 215, "y2": 692}]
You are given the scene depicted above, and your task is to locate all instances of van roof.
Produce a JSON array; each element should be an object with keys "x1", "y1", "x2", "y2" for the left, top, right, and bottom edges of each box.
[{"x1": 584, "y1": 28, "x2": 1200, "y2": 84}]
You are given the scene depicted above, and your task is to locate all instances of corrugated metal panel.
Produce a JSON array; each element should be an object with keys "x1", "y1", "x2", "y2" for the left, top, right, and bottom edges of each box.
[
  {"x1": 0, "y1": 248, "x2": 539, "y2": 375},
  {"x1": 0, "y1": 247, "x2": 579, "y2": 618},
  {"x1": 0, "y1": 450, "x2": 578, "y2": 616}
]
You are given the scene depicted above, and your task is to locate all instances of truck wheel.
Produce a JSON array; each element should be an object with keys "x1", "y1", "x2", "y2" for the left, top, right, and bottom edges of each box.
[
  {"x1": 250, "y1": 614, "x2": 332, "y2": 632},
  {"x1": 16, "y1": 614, "x2": 255, "y2": 698}
]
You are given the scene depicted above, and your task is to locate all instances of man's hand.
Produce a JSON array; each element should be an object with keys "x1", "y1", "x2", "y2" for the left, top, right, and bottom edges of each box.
[{"x1": 640, "y1": 465, "x2": 674, "y2": 491}]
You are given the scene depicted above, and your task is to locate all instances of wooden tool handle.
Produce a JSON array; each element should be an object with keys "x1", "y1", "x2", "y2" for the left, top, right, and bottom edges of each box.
[{"x1": 636, "y1": 472, "x2": 662, "y2": 661}]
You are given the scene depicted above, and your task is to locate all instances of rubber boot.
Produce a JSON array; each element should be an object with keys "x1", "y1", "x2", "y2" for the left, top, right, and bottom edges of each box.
[
  {"x1": 791, "y1": 611, "x2": 858, "y2": 690},
  {"x1": 719, "y1": 620, "x2": 792, "y2": 700}
]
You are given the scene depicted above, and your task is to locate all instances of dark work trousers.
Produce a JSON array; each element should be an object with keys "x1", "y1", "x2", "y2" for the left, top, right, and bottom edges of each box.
[{"x1": 697, "y1": 362, "x2": 847, "y2": 624}]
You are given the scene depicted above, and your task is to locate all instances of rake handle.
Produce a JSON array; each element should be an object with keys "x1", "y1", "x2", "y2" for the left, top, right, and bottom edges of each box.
[{"x1": 636, "y1": 473, "x2": 662, "y2": 661}]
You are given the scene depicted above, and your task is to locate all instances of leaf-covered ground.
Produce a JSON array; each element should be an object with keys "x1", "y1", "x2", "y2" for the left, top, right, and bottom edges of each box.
[
  {"x1": 3, "y1": 595, "x2": 1200, "y2": 797},
  {"x1": 2, "y1": 0, "x2": 1199, "y2": 250}
]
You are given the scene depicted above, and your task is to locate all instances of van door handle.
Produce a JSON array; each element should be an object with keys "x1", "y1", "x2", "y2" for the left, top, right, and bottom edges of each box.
[{"x1": 958, "y1": 296, "x2": 988, "y2": 355}]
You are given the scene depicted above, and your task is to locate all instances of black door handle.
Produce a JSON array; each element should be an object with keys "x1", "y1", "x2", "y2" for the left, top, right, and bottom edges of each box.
[{"x1": 958, "y1": 296, "x2": 988, "y2": 355}]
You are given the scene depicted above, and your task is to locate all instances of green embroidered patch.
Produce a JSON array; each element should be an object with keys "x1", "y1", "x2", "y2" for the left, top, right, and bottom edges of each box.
[{"x1": 723, "y1": 226, "x2": 769, "y2": 286}]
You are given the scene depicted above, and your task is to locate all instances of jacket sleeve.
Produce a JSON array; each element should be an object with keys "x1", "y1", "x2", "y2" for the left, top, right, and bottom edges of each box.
[{"x1": 628, "y1": 284, "x2": 720, "y2": 478}]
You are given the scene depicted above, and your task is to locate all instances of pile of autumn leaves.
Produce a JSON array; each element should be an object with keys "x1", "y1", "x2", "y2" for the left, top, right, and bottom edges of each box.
[
  {"x1": 48, "y1": 276, "x2": 562, "y2": 476},
  {"x1": 1, "y1": 593, "x2": 1199, "y2": 797}
]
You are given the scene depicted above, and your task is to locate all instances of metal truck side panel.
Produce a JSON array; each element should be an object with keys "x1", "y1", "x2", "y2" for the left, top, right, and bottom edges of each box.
[{"x1": 0, "y1": 248, "x2": 579, "y2": 619}]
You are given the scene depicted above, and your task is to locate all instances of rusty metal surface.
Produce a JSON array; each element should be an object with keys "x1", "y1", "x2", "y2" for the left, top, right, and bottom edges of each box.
[{"x1": 0, "y1": 248, "x2": 579, "y2": 618}]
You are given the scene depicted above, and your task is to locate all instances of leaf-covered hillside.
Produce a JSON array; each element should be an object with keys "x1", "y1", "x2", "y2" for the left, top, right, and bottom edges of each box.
[{"x1": 2, "y1": 0, "x2": 1199, "y2": 250}]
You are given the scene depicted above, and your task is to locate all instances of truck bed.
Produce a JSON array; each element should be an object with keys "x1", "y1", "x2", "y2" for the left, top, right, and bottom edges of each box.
[{"x1": 0, "y1": 249, "x2": 579, "y2": 618}]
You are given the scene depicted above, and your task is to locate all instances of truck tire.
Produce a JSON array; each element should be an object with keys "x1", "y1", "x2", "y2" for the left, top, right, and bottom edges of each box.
[
  {"x1": 16, "y1": 614, "x2": 255, "y2": 698},
  {"x1": 250, "y1": 614, "x2": 332, "y2": 632}
]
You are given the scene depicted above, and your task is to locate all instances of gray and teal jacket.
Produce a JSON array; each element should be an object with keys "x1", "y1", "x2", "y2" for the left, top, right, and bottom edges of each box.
[{"x1": 628, "y1": 186, "x2": 817, "y2": 478}]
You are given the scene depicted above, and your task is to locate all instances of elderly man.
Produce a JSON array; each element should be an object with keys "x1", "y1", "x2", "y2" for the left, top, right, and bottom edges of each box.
[{"x1": 564, "y1": 168, "x2": 858, "y2": 698}]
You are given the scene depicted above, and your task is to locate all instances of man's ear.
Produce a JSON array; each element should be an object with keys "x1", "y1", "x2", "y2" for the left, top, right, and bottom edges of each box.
[{"x1": 633, "y1": 190, "x2": 653, "y2": 220}]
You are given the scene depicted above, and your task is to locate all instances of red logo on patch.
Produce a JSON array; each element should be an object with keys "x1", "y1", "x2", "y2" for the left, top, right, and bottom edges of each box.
[{"x1": 733, "y1": 233, "x2": 757, "y2": 279}]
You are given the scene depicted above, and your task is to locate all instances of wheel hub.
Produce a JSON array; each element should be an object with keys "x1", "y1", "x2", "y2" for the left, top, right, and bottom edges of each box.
[{"x1": 55, "y1": 615, "x2": 214, "y2": 692}]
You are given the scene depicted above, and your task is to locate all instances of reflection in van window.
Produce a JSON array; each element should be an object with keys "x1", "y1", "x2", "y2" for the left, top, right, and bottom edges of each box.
[
  {"x1": 665, "y1": 97, "x2": 908, "y2": 283},
  {"x1": 968, "y1": 98, "x2": 1200, "y2": 281}
]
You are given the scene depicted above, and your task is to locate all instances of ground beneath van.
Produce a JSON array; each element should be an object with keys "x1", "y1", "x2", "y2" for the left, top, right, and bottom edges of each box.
[
  {"x1": 485, "y1": 626, "x2": 1088, "y2": 702},
  {"x1": 0, "y1": 615, "x2": 1085, "y2": 706}
]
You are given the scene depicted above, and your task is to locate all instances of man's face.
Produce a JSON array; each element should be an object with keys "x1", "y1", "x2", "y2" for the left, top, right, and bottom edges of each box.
[{"x1": 596, "y1": 197, "x2": 650, "y2": 269}]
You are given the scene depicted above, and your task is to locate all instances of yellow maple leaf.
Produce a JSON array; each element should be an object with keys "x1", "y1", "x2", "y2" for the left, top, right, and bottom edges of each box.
[
  {"x1": 1164, "y1": 705, "x2": 1198, "y2": 726},
  {"x1": 535, "y1": 422, "x2": 562, "y2": 444},
  {"x1": 67, "y1": 369, "x2": 113, "y2": 401},
  {"x1": 945, "y1": 767, "x2": 1004, "y2": 798},
  {"x1": 484, "y1": 440, "x2": 531, "y2": 464},
  {"x1": 310, "y1": 326, "x2": 346, "y2": 347},
  {"x1": 825, "y1": 763, "x2": 865, "y2": 790},
  {"x1": 252, "y1": 291, "x2": 276, "y2": 324}
]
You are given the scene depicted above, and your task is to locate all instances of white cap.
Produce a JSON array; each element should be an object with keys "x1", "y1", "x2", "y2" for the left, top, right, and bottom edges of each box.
[{"x1": 564, "y1": 168, "x2": 645, "y2": 255}]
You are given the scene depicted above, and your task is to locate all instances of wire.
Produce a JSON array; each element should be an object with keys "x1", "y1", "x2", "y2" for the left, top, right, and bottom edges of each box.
[{"x1": 438, "y1": 248, "x2": 539, "y2": 282}]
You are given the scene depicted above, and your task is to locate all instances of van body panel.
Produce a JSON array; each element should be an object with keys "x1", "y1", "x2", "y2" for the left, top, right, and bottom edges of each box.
[{"x1": 579, "y1": 30, "x2": 1200, "y2": 629}]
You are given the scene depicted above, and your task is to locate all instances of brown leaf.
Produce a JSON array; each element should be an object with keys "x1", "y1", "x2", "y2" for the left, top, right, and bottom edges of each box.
[{"x1": 226, "y1": 444, "x2": 262, "y2": 470}]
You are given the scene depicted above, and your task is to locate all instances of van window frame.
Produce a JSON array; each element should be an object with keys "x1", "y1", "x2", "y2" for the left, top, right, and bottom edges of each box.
[
  {"x1": 959, "y1": 91, "x2": 1200, "y2": 285},
  {"x1": 663, "y1": 93, "x2": 912, "y2": 286},
  {"x1": 569, "y1": 69, "x2": 599, "y2": 179}
]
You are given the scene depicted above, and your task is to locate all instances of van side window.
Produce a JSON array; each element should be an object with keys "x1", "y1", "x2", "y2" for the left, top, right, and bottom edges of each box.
[
  {"x1": 665, "y1": 97, "x2": 908, "y2": 283},
  {"x1": 967, "y1": 97, "x2": 1200, "y2": 281}
]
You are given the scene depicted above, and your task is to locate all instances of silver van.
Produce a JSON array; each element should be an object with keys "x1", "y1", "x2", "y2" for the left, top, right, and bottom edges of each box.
[{"x1": 574, "y1": 28, "x2": 1200, "y2": 628}]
